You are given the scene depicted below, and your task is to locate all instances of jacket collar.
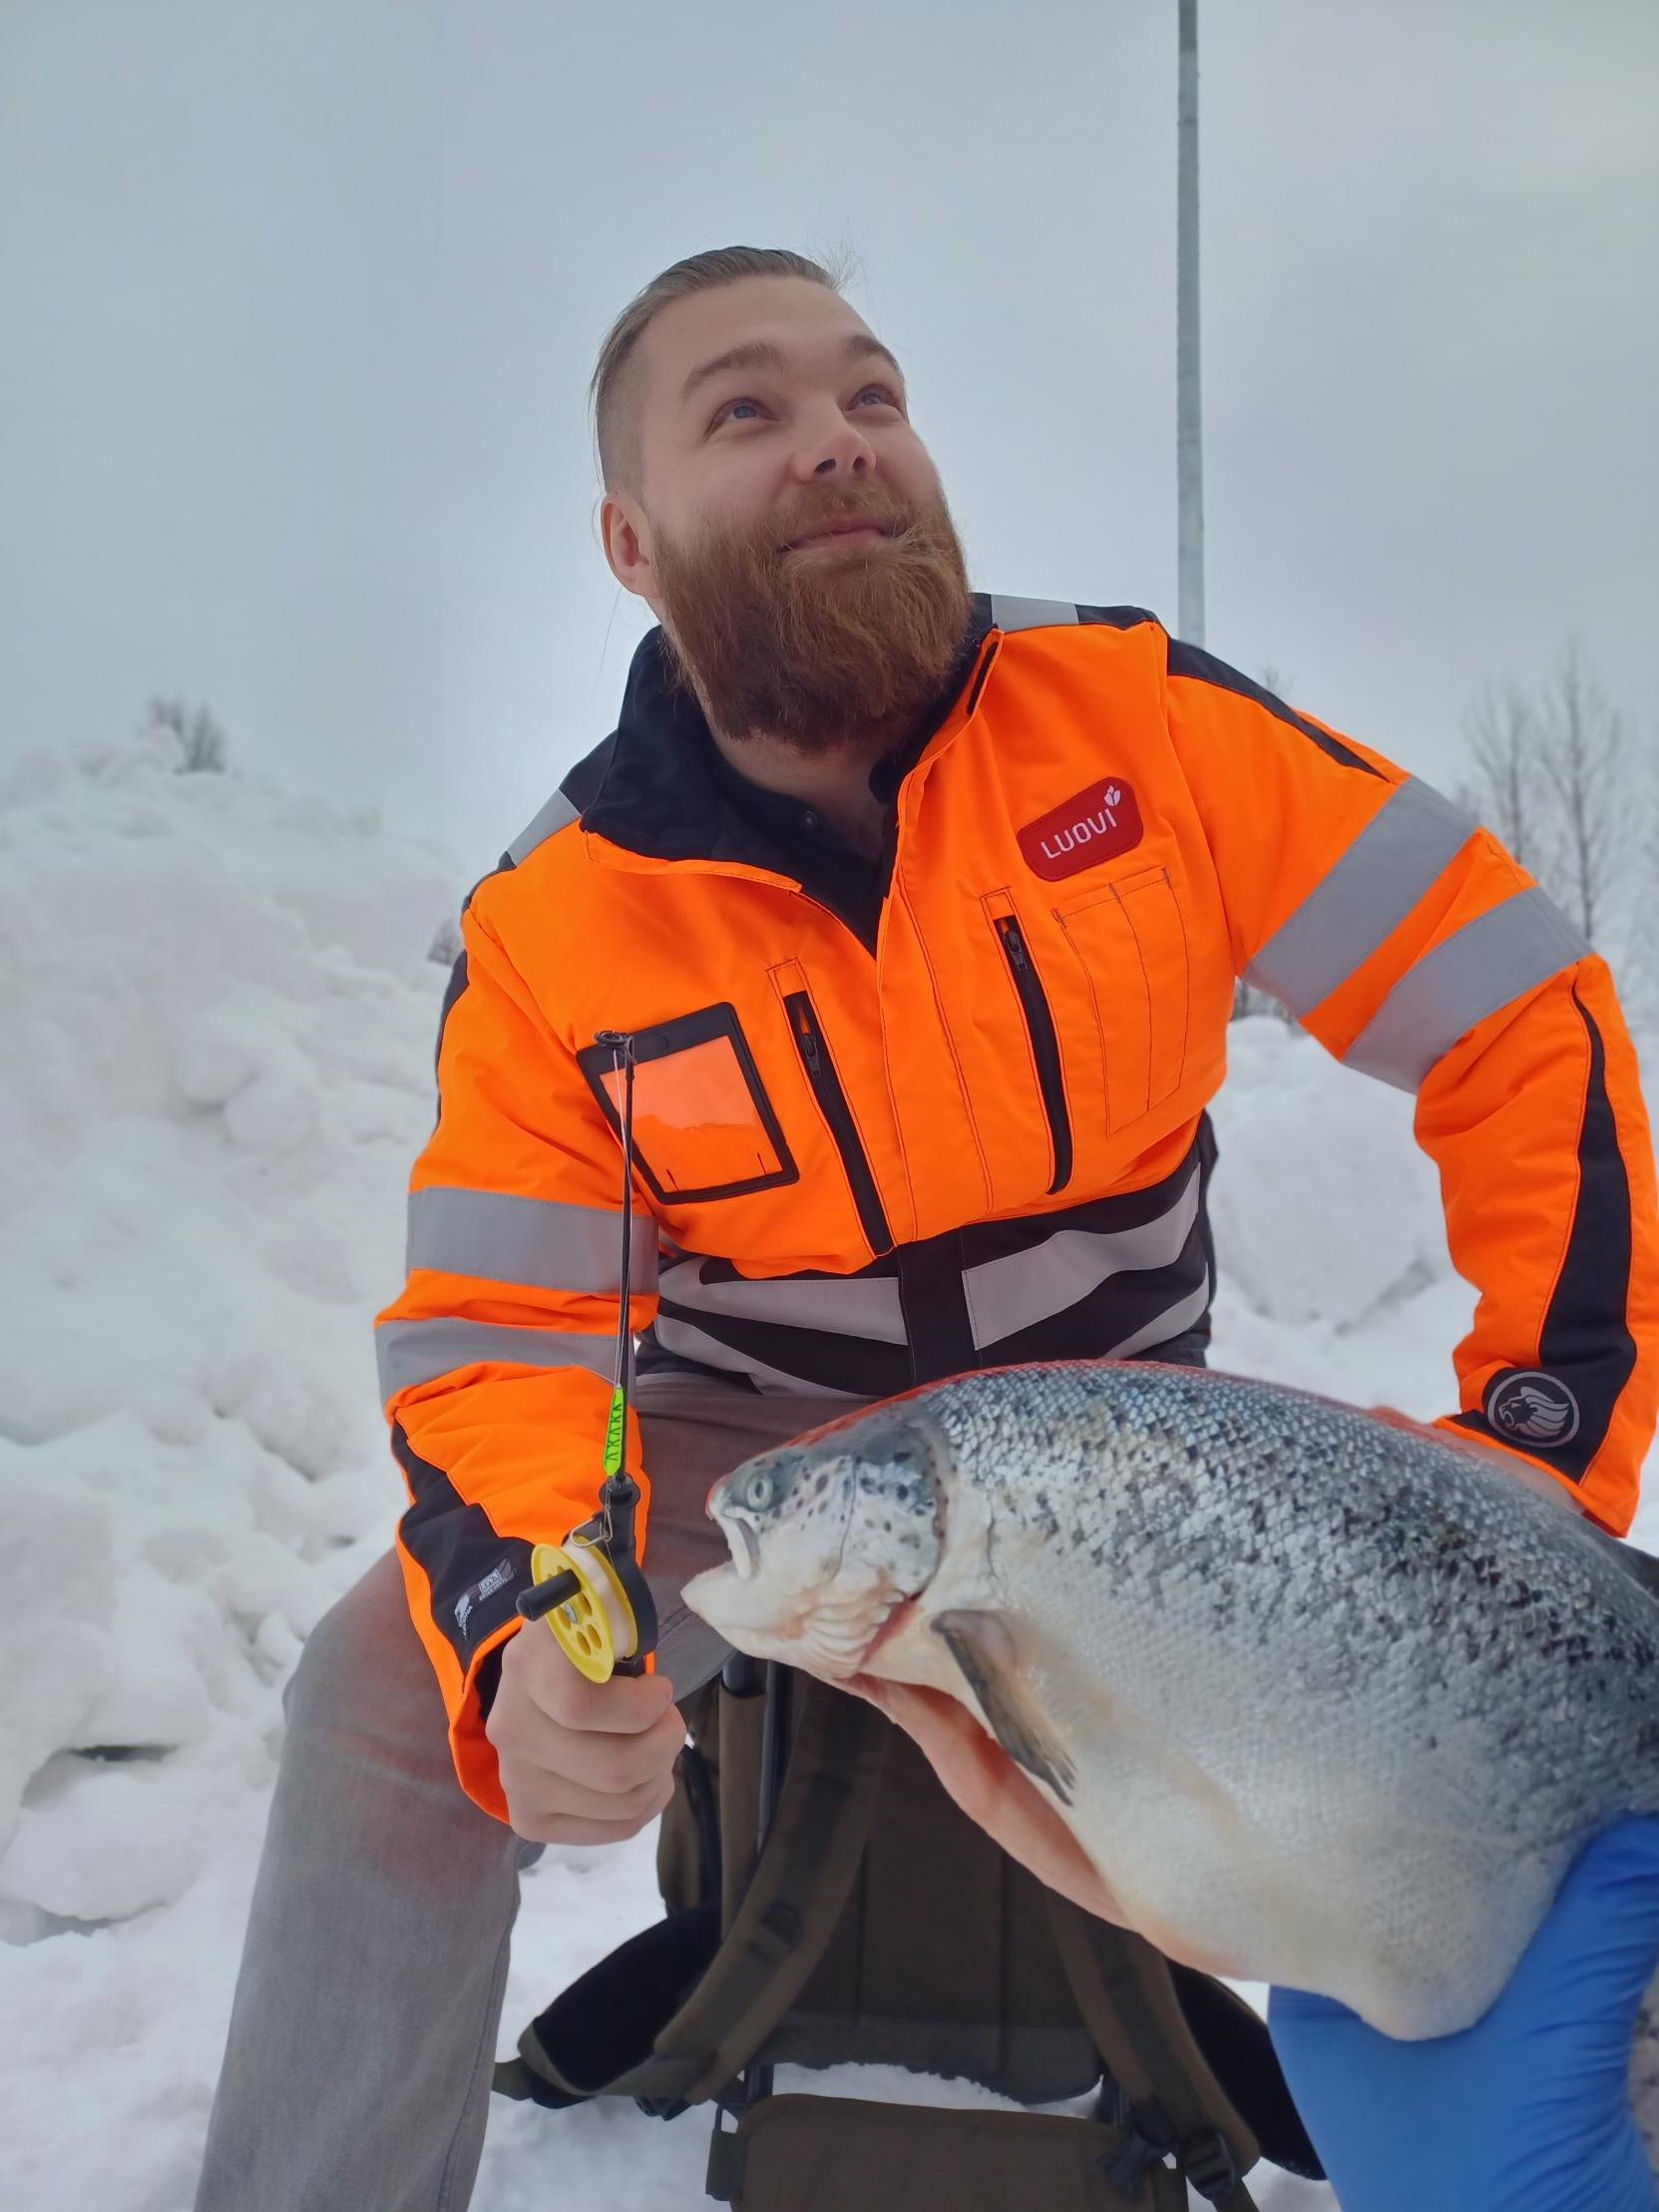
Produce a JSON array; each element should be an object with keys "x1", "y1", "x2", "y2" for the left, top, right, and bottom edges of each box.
[{"x1": 568, "y1": 590, "x2": 999, "y2": 867}]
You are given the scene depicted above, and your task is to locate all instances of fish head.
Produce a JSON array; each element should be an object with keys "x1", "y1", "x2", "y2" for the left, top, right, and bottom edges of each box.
[{"x1": 681, "y1": 1410, "x2": 946, "y2": 1676}]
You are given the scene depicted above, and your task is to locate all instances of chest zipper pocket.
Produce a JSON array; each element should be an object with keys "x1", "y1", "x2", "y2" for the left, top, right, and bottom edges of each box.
[
  {"x1": 777, "y1": 984, "x2": 894, "y2": 1257},
  {"x1": 985, "y1": 892, "x2": 1073, "y2": 1196}
]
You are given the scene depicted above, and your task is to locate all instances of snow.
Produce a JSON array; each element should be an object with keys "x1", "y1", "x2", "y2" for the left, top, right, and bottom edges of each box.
[{"x1": 0, "y1": 733, "x2": 1653, "y2": 2211}]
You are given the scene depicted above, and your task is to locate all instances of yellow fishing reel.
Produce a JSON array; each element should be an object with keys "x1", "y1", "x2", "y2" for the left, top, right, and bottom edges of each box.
[
  {"x1": 528, "y1": 1534, "x2": 641, "y2": 1682},
  {"x1": 519, "y1": 1467, "x2": 658, "y2": 1682}
]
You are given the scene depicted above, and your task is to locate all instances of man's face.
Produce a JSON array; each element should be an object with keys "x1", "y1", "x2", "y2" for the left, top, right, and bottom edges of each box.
[{"x1": 602, "y1": 276, "x2": 975, "y2": 764}]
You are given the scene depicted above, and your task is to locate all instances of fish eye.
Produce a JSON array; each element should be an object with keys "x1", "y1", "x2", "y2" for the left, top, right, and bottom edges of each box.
[{"x1": 743, "y1": 1470, "x2": 776, "y2": 1511}]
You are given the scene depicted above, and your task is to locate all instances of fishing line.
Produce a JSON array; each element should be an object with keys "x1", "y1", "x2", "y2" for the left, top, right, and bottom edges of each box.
[{"x1": 516, "y1": 1029, "x2": 657, "y2": 1677}]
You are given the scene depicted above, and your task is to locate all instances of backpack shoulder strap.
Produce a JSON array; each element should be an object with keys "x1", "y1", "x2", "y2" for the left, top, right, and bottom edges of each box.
[
  {"x1": 1044, "y1": 1891, "x2": 1261, "y2": 2209},
  {"x1": 499, "y1": 1677, "x2": 889, "y2": 2113}
]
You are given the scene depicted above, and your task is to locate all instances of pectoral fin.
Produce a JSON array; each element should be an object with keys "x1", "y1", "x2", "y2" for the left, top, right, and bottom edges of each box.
[{"x1": 931, "y1": 1609, "x2": 1076, "y2": 1808}]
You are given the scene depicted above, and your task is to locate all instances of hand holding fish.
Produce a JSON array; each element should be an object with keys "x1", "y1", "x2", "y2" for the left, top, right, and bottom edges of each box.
[
  {"x1": 1268, "y1": 1816, "x2": 1659, "y2": 2212},
  {"x1": 831, "y1": 1667, "x2": 1126, "y2": 1926}
]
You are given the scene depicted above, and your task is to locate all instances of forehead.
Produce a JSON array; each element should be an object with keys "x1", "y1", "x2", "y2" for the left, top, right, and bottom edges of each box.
[{"x1": 646, "y1": 282, "x2": 905, "y2": 428}]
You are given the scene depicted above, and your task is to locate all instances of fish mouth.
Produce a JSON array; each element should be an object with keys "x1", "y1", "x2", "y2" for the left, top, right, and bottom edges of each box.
[{"x1": 721, "y1": 1513, "x2": 762, "y2": 1581}]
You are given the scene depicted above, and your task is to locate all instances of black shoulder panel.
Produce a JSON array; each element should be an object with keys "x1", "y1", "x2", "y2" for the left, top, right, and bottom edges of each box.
[
  {"x1": 1076, "y1": 603, "x2": 1163, "y2": 631},
  {"x1": 1166, "y1": 639, "x2": 1387, "y2": 780}
]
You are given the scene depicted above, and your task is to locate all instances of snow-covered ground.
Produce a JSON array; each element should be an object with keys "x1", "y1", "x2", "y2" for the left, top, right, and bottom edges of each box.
[{"x1": 1, "y1": 732, "x2": 1654, "y2": 2211}]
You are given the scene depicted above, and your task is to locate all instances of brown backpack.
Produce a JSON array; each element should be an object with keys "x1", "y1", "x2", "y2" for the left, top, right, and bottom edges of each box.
[{"x1": 495, "y1": 1657, "x2": 1324, "y2": 2210}]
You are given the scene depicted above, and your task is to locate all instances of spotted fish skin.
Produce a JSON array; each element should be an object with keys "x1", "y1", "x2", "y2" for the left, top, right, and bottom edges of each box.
[
  {"x1": 683, "y1": 1357, "x2": 1659, "y2": 2155},
  {"x1": 923, "y1": 1367, "x2": 1656, "y2": 2007}
]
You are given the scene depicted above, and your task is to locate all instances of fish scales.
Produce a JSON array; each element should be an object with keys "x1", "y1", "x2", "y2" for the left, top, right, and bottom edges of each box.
[
  {"x1": 918, "y1": 1366, "x2": 1659, "y2": 2017},
  {"x1": 681, "y1": 1358, "x2": 1659, "y2": 2167}
]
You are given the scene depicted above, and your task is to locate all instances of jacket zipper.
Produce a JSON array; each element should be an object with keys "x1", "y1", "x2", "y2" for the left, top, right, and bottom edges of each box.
[
  {"x1": 782, "y1": 991, "x2": 894, "y2": 1255},
  {"x1": 993, "y1": 916, "x2": 1074, "y2": 1195}
]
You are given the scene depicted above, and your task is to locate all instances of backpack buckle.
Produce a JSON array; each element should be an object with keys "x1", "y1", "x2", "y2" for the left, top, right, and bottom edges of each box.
[
  {"x1": 633, "y1": 2091, "x2": 690, "y2": 2121},
  {"x1": 1091, "y1": 2076, "x2": 1176, "y2": 2198},
  {"x1": 704, "y1": 2101, "x2": 743, "y2": 2202},
  {"x1": 1179, "y1": 2124, "x2": 1241, "y2": 2202}
]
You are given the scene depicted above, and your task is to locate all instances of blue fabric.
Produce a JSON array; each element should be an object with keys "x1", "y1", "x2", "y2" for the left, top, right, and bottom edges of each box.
[{"x1": 1267, "y1": 1819, "x2": 1659, "y2": 2211}]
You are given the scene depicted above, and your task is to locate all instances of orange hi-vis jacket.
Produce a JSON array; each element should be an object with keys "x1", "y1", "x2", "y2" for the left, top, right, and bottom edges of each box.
[{"x1": 375, "y1": 593, "x2": 1659, "y2": 1820}]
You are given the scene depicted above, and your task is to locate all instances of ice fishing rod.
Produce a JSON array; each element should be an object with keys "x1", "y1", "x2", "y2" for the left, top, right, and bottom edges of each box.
[{"x1": 515, "y1": 1029, "x2": 658, "y2": 1680}]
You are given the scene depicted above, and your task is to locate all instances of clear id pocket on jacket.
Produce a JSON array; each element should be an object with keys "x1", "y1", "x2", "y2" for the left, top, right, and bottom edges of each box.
[{"x1": 577, "y1": 1003, "x2": 800, "y2": 1204}]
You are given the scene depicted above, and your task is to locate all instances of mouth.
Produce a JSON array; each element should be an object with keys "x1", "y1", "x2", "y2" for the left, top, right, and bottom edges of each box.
[{"x1": 786, "y1": 522, "x2": 894, "y2": 552}]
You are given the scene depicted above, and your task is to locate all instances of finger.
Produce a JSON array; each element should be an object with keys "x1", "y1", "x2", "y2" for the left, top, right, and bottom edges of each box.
[
  {"x1": 501, "y1": 1759, "x2": 678, "y2": 1830},
  {"x1": 511, "y1": 1785, "x2": 676, "y2": 1850},
  {"x1": 503, "y1": 1702, "x2": 689, "y2": 1797},
  {"x1": 568, "y1": 1705, "x2": 689, "y2": 1793},
  {"x1": 520, "y1": 1642, "x2": 680, "y2": 1733}
]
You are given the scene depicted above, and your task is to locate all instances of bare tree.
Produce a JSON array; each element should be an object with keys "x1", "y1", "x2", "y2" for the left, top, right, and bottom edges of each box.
[
  {"x1": 1620, "y1": 729, "x2": 1659, "y2": 1040},
  {"x1": 1460, "y1": 679, "x2": 1545, "y2": 876},
  {"x1": 1532, "y1": 637, "x2": 1630, "y2": 946},
  {"x1": 1459, "y1": 639, "x2": 1634, "y2": 949},
  {"x1": 142, "y1": 693, "x2": 229, "y2": 774}
]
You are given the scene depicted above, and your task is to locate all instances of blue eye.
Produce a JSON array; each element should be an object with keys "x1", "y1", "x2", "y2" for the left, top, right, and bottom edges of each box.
[{"x1": 712, "y1": 385, "x2": 898, "y2": 428}]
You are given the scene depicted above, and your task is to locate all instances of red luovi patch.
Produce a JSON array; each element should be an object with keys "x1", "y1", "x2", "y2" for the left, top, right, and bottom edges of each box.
[{"x1": 1018, "y1": 778, "x2": 1143, "y2": 881}]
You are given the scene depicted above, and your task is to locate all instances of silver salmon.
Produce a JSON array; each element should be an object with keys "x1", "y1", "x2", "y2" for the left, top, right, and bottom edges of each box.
[{"x1": 680, "y1": 1359, "x2": 1659, "y2": 2150}]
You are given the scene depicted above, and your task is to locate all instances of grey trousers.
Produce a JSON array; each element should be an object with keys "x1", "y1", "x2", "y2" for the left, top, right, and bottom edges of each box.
[{"x1": 192, "y1": 1372, "x2": 864, "y2": 2212}]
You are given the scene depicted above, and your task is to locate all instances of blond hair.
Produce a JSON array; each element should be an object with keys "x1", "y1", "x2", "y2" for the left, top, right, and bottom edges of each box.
[{"x1": 589, "y1": 241, "x2": 863, "y2": 502}]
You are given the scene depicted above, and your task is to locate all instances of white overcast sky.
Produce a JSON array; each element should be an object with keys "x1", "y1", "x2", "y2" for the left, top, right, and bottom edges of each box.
[{"x1": 1, "y1": 0, "x2": 1654, "y2": 882}]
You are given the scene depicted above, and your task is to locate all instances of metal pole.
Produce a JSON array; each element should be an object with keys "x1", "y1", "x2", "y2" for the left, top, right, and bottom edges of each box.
[{"x1": 1177, "y1": 0, "x2": 1206, "y2": 646}]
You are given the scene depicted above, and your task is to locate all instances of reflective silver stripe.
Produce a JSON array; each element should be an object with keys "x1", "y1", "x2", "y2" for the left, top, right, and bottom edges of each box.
[
  {"x1": 657, "y1": 1258, "x2": 905, "y2": 1341},
  {"x1": 376, "y1": 1317, "x2": 615, "y2": 1405},
  {"x1": 407, "y1": 1186, "x2": 657, "y2": 1294},
  {"x1": 649, "y1": 1313, "x2": 867, "y2": 1400},
  {"x1": 507, "y1": 789, "x2": 579, "y2": 866},
  {"x1": 1103, "y1": 1270, "x2": 1212, "y2": 1359},
  {"x1": 1344, "y1": 884, "x2": 1592, "y2": 1093},
  {"x1": 962, "y1": 1158, "x2": 1202, "y2": 1351},
  {"x1": 1245, "y1": 777, "x2": 1478, "y2": 1016},
  {"x1": 989, "y1": 594, "x2": 1079, "y2": 634}
]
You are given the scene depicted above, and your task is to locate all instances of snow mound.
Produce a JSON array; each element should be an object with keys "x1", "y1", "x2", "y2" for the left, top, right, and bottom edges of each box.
[{"x1": 0, "y1": 739, "x2": 459, "y2": 1891}]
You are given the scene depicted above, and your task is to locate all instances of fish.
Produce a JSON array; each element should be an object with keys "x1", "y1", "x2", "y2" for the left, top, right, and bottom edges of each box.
[{"x1": 679, "y1": 1358, "x2": 1659, "y2": 2157}]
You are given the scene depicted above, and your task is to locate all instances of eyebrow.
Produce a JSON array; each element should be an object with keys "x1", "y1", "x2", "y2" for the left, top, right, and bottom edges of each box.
[{"x1": 677, "y1": 332, "x2": 906, "y2": 414}]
